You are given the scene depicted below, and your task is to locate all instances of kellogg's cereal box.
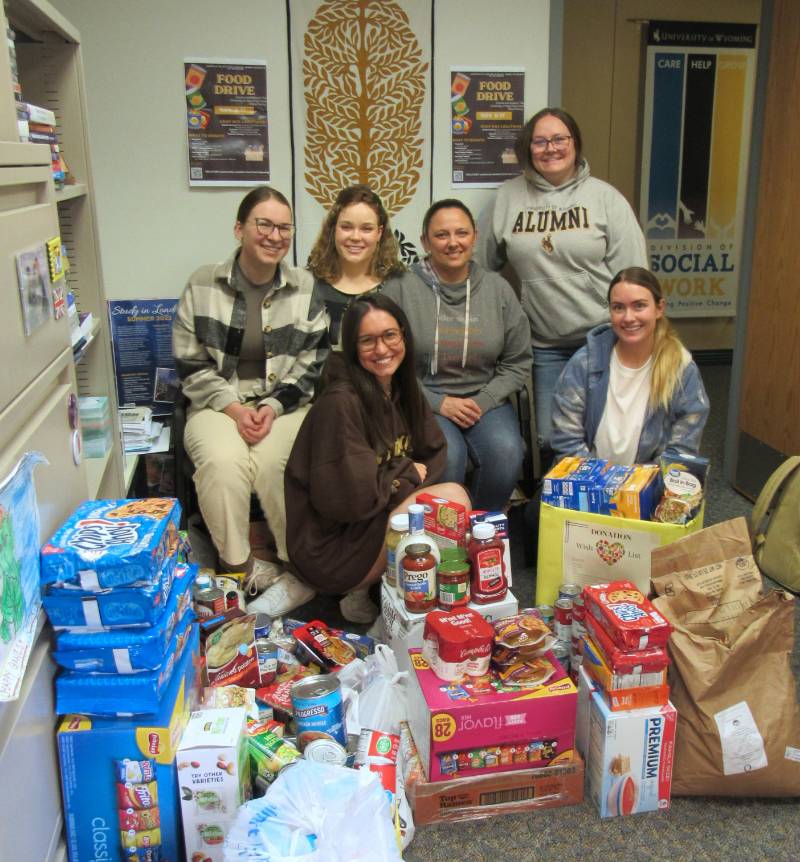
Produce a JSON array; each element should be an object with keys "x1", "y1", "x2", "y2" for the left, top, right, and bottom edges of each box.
[{"x1": 41, "y1": 498, "x2": 181, "y2": 589}]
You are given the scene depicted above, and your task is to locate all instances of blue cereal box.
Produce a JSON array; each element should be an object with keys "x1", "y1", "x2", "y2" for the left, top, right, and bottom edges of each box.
[
  {"x1": 589, "y1": 465, "x2": 633, "y2": 515},
  {"x1": 41, "y1": 498, "x2": 181, "y2": 589},
  {"x1": 57, "y1": 627, "x2": 199, "y2": 862}
]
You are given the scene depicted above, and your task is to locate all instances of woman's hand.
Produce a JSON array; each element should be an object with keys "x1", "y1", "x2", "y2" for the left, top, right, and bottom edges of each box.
[
  {"x1": 440, "y1": 396, "x2": 482, "y2": 429},
  {"x1": 413, "y1": 461, "x2": 428, "y2": 483},
  {"x1": 223, "y1": 402, "x2": 275, "y2": 444}
]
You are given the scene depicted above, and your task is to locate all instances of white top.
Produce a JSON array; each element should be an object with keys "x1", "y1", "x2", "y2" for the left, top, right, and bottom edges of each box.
[{"x1": 594, "y1": 349, "x2": 653, "y2": 465}]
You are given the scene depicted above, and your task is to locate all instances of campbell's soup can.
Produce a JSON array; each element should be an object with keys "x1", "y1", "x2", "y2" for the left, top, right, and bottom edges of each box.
[
  {"x1": 355, "y1": 729, "x2": 400, "y2": 795},
  {"x1": 554, "y1": 597, "x2": 573, "y2": 642},
  {"x1": 559, "y1": 583, "x2": 582, "y2": 602},
  {"x1": 291, "y1": 674, "x2": 346, "y2": 749}
]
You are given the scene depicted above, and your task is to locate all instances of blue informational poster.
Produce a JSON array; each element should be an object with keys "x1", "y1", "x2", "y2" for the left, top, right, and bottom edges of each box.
[{"x1": 108, "y1": 299, "x2": 179, "y2": 413}]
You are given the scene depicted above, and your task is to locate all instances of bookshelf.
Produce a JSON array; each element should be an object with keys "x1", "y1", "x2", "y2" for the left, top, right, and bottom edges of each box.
[{"x1": 0, "y1": 2, "x2": 123, "y2": 860}]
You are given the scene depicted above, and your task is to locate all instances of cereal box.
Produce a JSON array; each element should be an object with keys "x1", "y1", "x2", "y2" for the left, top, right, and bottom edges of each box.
[
  {"x1": 41, "y1": 497, "x2": 181, "y2": 589},
  {"x1": 587, "y1": 691, "x2": 676, "y2": 817},
  {"x1": 416, "y1": 492, "x2": 468, "y2": 548},
  {"x1": 177, "y1": 707, "x2": 250, "y2": 862}
]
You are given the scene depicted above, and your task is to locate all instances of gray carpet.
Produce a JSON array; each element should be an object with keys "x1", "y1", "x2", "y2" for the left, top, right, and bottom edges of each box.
[{"x1": 190, "y1": 364, "x2": 800, "y2": 860}]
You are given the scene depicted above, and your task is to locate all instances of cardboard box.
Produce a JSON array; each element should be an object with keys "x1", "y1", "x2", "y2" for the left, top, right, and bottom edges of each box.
[
  {"x1": 57, "y1": 625, "x2": 199, "y2": 862},
  {"x1": 409, "y1": 751, "x2": 584, "y2": 824},
  {"x1": 535, "y1": 501, "x2": 704, "y2": 606},
  {"x1": 407, "y1": 649, "x2": 577, "y2": 782},
  {"x1": 587, "y1": 691, "x2": 676, "y2": 818},
  {"x1": 575, "y1": 663, "x2": 598, "y2": 760},
  {"x1": 381, "y1": 579, "x2": 518, "y2": 674},
  {"x1": 417, "y1": 491, "x2": 468, "y2": 547},
  {"x1": 177, "y1": 707, "x2": 250, "y2": 862}
]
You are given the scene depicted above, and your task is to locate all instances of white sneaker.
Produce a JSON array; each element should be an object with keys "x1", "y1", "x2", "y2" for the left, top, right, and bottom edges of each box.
[
  {"x1": 243, "y1": 558, "x2": 283, "y2": 597},
  {"x1": 246, "y1": 572, "x2": 315, "y2": 617},
  {"x1": 340, "y1": 587, "x2": 379, "y2": 624}
]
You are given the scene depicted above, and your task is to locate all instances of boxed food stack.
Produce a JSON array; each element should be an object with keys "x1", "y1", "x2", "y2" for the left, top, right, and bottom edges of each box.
[{"x1": 581, "y1": 581, "x2": 677, "y2": 817}]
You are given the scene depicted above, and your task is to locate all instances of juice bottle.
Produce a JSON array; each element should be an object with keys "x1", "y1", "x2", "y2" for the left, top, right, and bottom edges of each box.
[
  {"x1": 384, "y1": 513, "x2": 409, "y2": 588},
  {"x1": 395, "y1": 503, "x2": 440, "y2": 599},
  {"x1": 468, "y1": 522, "x2": 507, "y2": 604}
]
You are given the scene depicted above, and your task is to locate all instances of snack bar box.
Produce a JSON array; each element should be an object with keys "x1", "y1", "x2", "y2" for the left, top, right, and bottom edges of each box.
[
  {"x1": 381, "y1": 579, "x2": 518, "y2": 674},
  {"x1": 409, "y1": 751, "x2": 584, "y2": 825},
  {"x1": 587, "y1": 689, "x2": 677, "y2": 818},
  {"x1": 57, "y1": 626, "x2": 200, "y2": 862},
  {"x1": 407, "y1": 649, "x2": 577, "y2": 782},
  {"x1": 177, "y1": 707, "x2": 250, "y2": 862},
  {"x1": 535, "y1": 501, "x2": 704, "y2": 606}
]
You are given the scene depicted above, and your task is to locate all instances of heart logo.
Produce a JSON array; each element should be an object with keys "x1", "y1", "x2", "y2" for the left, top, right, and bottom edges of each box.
[{"x1": 596, "y1": 539, "x2": 625, "y2": 566}]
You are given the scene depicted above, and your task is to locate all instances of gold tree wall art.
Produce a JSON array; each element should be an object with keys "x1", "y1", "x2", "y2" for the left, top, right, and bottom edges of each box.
[{"x1": 302, "y1": 0, "x2": 429, "y2": 215}]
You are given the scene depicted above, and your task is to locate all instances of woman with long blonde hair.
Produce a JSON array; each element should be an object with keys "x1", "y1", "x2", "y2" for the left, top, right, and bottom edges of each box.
[{"x1": 551, "y1": 266, "x2": 709, "y2": 464}]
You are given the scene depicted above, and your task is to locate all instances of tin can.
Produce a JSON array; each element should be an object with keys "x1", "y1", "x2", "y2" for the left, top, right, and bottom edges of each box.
[
  {"x1": 291, "y1": 674, "x2": 346, "y2": 749},
  {"x1": 554, "y1": 597, "x2": 573, "y2": 643},
  {"x1": 253, "y1": 613, "x2": 273, "y2": 639},
  {"x1": 552, "y1": 639, "x2": 570, "y2": 674},
  {"x1": 355, "y1": 729, "x2": 400, "y2": 794},
  {"x1": 535, "y1": 604, "x2": 554, "y2": 628},
  {"x1": 193, "y1": 579, "x2": 224, "y2": 619},
  {"x1": 256, "y1": 639, "x2": 278, "y2": 685},
  {"x1": 559, "y1": 583, "x2": 582, "y2": 602},
  {"x1": 303, "y1": 737, "x2": 348, "y2": 766}
]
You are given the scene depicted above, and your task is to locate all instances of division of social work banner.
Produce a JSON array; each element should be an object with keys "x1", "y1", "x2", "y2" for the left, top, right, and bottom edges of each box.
[{"x1": 639, "y1": 21, "x2": 757, "y2": 317}]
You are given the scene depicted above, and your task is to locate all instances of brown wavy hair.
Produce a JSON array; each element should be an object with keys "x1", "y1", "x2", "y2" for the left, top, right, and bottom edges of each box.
[
  {"x1": 515, "y1": 107, "x2": 583, "y2": 172},
  {"x1": 608, "y1": 267, "x2": 687, "y2": 411},
  {"x1": 307, "y1": 184, "x2": 404, "y2": 282}
]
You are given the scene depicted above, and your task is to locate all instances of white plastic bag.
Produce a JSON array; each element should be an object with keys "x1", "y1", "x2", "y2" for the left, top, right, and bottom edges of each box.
[
  {"x1": 224, "y1": 760, "x2": 402, "y2": 861},
  {"x1": 358, "y1": 643, "x2": 409, "y2": 735}
]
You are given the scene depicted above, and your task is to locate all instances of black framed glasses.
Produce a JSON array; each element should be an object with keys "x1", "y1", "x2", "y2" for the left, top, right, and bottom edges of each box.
[
  {"x1": 251, "y1": 218, "x2": 295, "y2": 239},
  {"x1": 531, "y1": 134, "x2": 572, "y2": 152},
  {"x1": 356, "y1": 328, "x2": 404, "y2": 352}
]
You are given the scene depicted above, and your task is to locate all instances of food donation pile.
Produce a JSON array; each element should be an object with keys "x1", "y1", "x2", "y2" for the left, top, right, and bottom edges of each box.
[{"x1": 37, "y1": 475, "x2": 800, "y2": 860}]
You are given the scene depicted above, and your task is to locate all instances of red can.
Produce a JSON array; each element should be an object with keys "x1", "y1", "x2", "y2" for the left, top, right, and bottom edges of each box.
[{"x1": 554, "y1": 597, "x2": 573, "y2": 642}]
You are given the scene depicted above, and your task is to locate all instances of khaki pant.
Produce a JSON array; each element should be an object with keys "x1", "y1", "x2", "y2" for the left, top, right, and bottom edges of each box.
[{"x1": 184, "y1": 405, "x2": 309, "y2": 568}]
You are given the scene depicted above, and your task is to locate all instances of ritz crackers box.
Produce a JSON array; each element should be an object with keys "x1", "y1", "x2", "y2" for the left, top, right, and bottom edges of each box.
[
  {"x1": 407, "y1": 649, "x2": 577, "y2": 782},
  {"x1": 57, "y1": 627, "x2": 200, "y2": 862}
]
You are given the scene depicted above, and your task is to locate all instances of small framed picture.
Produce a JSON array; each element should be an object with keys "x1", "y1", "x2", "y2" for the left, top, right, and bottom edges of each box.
[{"x1": 16, "y1": 244, "x2": 53, "y2": 335}]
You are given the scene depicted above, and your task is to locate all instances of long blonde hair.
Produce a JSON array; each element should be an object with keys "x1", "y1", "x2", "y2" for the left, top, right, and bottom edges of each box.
[
  {"x1": 608, "y1": 267, "x2": 687, "y2": 411},
  {"x1": 307, "y1": 184, "x2": 404, "y2": 282}
]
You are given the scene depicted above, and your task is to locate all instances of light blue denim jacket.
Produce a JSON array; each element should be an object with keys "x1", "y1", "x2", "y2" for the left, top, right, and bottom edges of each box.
[{"x1": 551, "y1": 324, "x2": 710, "y2": 463}]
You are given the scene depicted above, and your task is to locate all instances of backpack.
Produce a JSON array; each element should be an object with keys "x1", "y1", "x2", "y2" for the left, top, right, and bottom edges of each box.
[{"x1": 750, "y1": 455, "x2": 800, "y2": 592}]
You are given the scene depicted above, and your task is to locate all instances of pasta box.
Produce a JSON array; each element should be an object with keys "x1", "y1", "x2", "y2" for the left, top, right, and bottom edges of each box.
[
  {"x1": 56, "y1": 626, "x2": 199, "y2": 862},
  {"x1": 406, "y1": 649, "x2": 577, "y2": 782}
]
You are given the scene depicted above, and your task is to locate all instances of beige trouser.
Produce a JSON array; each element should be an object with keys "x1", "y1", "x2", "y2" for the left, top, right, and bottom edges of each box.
[{"x1": 184, "y1": 404, "x2": 309, "y2": 569}]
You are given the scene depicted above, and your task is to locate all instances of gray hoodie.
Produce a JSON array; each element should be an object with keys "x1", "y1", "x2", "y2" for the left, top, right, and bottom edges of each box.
[
  {"x1": 477, "y1": 160, "x2": 647, "y2": 349},
  {"x1": 383, "y1": 261, "x2": 531, "y2": 415}
]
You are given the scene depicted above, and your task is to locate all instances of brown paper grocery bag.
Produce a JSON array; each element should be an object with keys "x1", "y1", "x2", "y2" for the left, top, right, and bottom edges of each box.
[{"x1": 651, "y1": 517, "x2": 800, "y2": 797}]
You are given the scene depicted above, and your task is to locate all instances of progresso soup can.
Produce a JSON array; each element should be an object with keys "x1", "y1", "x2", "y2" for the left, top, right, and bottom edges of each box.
[{"x1": 291, "y1": 674, "x2": 346, "y2": 750}]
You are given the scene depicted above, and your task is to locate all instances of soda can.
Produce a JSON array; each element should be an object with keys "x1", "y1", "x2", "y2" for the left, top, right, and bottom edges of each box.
[
  {"x1": 303, "y1": 737, "x2": 348, "y2": 767},
  {"x1": 291, "y1": 674, "x2": 346, "y2": 749},
  {"x1": 535, "y1": 604, "x2": 554, "y2": 628},
  {"x1": 554, "y1": 597, "x2": 573, "y2": 642},
  {"x1": 559, "y1": 583, "x2": 582, "y2": 602}
]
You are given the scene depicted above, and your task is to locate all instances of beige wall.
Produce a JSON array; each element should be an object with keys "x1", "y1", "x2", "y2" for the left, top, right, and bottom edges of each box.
[{"x1": 563, "y1": 0, "x2": 761, "y2": 350}]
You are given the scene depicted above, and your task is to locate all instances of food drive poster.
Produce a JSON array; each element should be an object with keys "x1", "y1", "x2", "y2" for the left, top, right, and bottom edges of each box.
[
  {"x1": 184, "y1": 58, "x2": 269, "y2": 187},
  {"x1": 639, "y1": 21, "x2": 757, "y2": 317},
  {"x1": 451, "y1": 68, "x2": 525, "y2": 188}
]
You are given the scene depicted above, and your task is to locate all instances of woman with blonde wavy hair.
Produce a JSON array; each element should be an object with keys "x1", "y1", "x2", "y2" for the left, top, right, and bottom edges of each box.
[
  {"x1": 551, "y1": 266, "x2": 709, "y2": 464},
  {"x1": 308, "y1": 184, "x2": 410, "y2": 349}
]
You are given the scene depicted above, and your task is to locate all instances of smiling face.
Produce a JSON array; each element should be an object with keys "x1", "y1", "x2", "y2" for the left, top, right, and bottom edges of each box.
[
  {"x1": 234, "y1": 197, "x2": 292, "y2": 280},
  {"x1": 356, "y1": 308, "x2": 406, "y2": 390},
  {"x1": 334, "y1": 202, "x2": 384, "y2": 269},
  {"x1": 530, "y1": 113, "x2": 577, "y2": 187},
  {"x1": 609, "y1": 280, "x2": 664, "y2": 353},
  {"x1": 422, "y1": 206, "x2": 476, "y2": 283}
]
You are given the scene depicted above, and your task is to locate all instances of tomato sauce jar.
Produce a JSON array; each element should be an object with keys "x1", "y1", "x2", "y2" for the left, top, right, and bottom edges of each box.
[
  {"x1": 468, "y1": 522, "x2": 507, "y2": 604},
  {"x1": 402, "y1": 543, "x2": 437, "y2": 613},
  {"x1": 437, "y1": 560, "x2": 471, "y2": 610}
]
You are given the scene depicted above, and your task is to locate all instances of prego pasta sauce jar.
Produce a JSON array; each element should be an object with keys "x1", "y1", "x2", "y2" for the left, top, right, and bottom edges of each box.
[{"x1": 402, "y1": 543, "x2": 437, "y2": 613}]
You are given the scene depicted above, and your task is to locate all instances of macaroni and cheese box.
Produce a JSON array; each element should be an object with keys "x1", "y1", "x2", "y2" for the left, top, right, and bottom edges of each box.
[
  {"x1": 587, "y1": 691, "x2": 676, "y2": 817},
  {"x1": 41, "y1": 497, "x2": 181, "y2": 589},
  {"x1": 57, "y1": 626, "x2": 200, "y2": 862},
  {"x1": 611, "y1": 465, "x2": 660, "y2": 520},
  {"x1": 407, "y1": 649, "x2": 577, "y2": 782},
  {"x1": 177, "y1": 708, "x2": 250, "y2": 862},
  {"x1": 543, "y1": 458, "x2": 609, "y2": 511},
  {"x1": 589, "y1": 465, "x2": 633, "y2": 515}
]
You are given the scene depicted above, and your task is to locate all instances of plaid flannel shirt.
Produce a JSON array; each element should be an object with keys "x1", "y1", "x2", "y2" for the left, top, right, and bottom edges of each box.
[{"x1": 173, "y1": 250, "x2": 330, "y2": 416}]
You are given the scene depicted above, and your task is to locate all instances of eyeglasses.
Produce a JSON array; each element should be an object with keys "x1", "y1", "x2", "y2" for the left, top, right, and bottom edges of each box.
[
  {"x1": 531, "y1": 134, "x2": 572, "y2": 152},
  {"x1": 356, "y1": 328, "x2": 404, "y2": 352},
  {"x1": 251, "y1": 218, "x2": 295, "y2": 239}
]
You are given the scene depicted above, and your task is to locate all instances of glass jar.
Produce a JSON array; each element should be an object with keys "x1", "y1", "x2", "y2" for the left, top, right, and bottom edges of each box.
[
  {"x1": 468, "y1": 522, "x2": 508, "y2": 604},
  {"x1": 402, "y1": 542, "x2": 437, "y2": 613},
  {"x1": 384, "y1": 513, "x2": 409, "y2": 587},
  {"x1": 437, "y1": 560, "x2": 471, "y2": 609}
]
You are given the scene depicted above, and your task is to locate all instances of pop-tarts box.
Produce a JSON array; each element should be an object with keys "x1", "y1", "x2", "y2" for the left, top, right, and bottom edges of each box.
[
  {"x1": 407, "y1": 649, "x2": 577, "y2": 782},
  {"x1": 587, "y1": 690, "x2": 676, "y2": 817},
  {"x1": 57, "y1": 625, "x2": 200, "y2": 862},
  {"x1": 41, "y1": 497, "x2": 181, "y2": 589}
]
